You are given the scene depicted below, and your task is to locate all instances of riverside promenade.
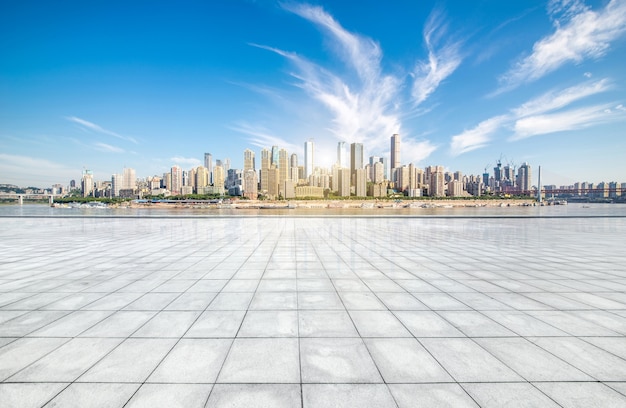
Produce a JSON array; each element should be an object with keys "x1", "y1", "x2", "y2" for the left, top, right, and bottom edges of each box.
[{"x1": 1, "y1": 213, "x2": 626, "y2": 407}]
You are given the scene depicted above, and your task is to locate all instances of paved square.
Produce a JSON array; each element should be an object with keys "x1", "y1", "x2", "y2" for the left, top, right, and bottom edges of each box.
[{"x1": 1, "y1": 215, "x2": 626, "y2": 407}]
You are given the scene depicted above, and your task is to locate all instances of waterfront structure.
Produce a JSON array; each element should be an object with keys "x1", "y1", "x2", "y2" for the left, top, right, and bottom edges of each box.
[
  {"x1": 304, "y1": 139, "x2": 314, "y2": 179},
  {"x1": 295, "y1": 185, "x2": 323, "y2": 198}
]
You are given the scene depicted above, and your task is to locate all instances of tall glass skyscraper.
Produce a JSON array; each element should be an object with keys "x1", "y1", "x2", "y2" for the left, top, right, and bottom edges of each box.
[{"x1": 304, "y1": 139, "x2": 314, "y2": 178}]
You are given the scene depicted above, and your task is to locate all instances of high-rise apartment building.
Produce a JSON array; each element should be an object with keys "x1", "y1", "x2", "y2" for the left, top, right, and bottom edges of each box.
[
  {"x1": 81, "y1": 170, "x2": 94, "y2": 197},
  {"x1": 428, "y1": 165, "x2": 445, "y2": 197},
  {"x1": 260, "y1": 148, "x2": 270, "y2": 193},
  {"x1": 290, "y1": 153, "x2": 299, "y2": 183},
  {"x1": 305, "y1": 140, "x2": 314, "y2": 179},
  {"x1": 243, "y1": 169, "x2": 258, "y2": 199},
  {"x1": 354, "y1": 168, "x2": 367, "y2": 197},
  {"x1": 271, "y1": 146, "x2": 279, "y2": 168},
  {"x1": 244, "y1": 149, "x2": 255, "y2": 171},
  {"x1": 337, "y1": 168, "x2": 351, "y2": 197},
  {"x1": 170, "y1": 165, "x2": 183, "y2": 195},
  {"x1": 213, "y1": 165, "x2": 225, "y2": 188},
  {"x1": 195, "y1": 166, "x2": 209, "y2": 190},
  {"x1": 517, "y1": 162, "x2": 532, "y2": 194}
]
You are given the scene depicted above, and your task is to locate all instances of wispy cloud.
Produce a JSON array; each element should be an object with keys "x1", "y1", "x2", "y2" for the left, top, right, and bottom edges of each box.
[
  {"x1": 230, "y1": 122, "x2": 300, "y2": 154},
  {"x1": 451, "y1": 78, "x2": 618, "y2": 154},
  {"x1": 512, "y1": 103, "x2": 626, "y2": 140},
  {"x1": 66, "y1": 116, "x2": 138, "y2": 144},
  {"x1": 498, "y1": 0, "x2": 626, "y2": 92},
  {"x1": 412, "y1": 9, "x2": 463, "y2": 106},
  {"x1": 450, "y1": 115, "x2": 509, "y2": 156},
  {"x1": 247, "y1": 3, "x2": 451, "y2": 164},
  {"x1": 94, "y1": 142, "x2": 125, "y2": 153}
]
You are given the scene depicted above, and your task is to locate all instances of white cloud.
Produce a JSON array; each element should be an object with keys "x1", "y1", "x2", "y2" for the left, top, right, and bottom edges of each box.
[
  {"x1": 66, "y1": 116, "x2": 138, "y2": 144},
  {"x1": 169, "y1": 156, "x2": 202, "y2": 167},
  {"x1": 450, "y1": 115, "x2": 509, "y2": 156},
  {"x1": 512, "y1": 78, "x2": 611, "y2": 117},
  {"x1": 94, "y1": 142, "x2": 125, "y2": 153},
  {"x1": 0, "y1": 154, "x2": 78, "y2": 186},
  {"x1": 512, "y1": 103, "x2": 625, "y2": 139},
  {"x1": 248, "y1": 3, "x2": 448, "y2": 164},
  {"x1": 451, "y1": 78, "x2": 618, "y2": 153},
  {"x1": 499, "y1": 0, "x2": 626, "y2": 91},
  {"x1": 229, "y1": 123, "x2": 300, "y2": 155},
  {"x1": 412, "y1": 9, "x2": 463, "y2": 106}
]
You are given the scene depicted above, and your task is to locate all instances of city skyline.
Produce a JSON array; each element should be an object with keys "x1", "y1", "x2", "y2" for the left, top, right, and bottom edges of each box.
[{"x1": 2, "y1": 0, "x2": 626, "y2": 187}]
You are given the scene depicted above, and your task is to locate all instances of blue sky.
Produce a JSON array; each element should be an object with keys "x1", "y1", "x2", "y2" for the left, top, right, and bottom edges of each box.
[{"x1": 1, "y1": 0, "x2": 625, "y2": 187}]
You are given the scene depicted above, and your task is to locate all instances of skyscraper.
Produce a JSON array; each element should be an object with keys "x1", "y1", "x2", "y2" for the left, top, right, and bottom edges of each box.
[
  {"x1": 279, "y1": 148, "x2": 289, "y2": 185},
  {"x1": 391, "y1": 133, "x2": 400, "y2": 170},
  {"x1": 244, "y1": 149, "x2": 255, "y2": 171},
  {"x1": 290, "y1": 153, "x2": 299, "y2": 183},
  {"x1": 204, "y1": 153, "x2": 213, "y2": 184},
  {"x1": 337, "y1": 142, "x2": 348, "y2": 168},
  {"x1": 305, "y1": 139, "x2": 314, "y2": 179},
  {"x1": 517, "y1": 162, "x2": 532, "y2": 194},
  {"x1": 271, "y1": 146, "x2": 279, "y2": 168},
  {"x1": 350, "y1": 142, "x2": 363, "y2": 178},
  {"x1": 260, "y1": 148, "x2": 270, "y2": 193}
]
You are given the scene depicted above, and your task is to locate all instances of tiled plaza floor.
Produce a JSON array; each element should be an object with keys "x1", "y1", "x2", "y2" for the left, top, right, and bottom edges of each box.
[{"x1": 1, "y1": 215, "x2": 626, "y2": 407}]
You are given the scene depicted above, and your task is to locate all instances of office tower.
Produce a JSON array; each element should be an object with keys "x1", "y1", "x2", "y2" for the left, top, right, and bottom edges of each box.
[
  {"x1": 448, "y1": 180, "x2": 463, "y2": 197},
  {"x1": 337, "y1": 142, "x2": 348, "y2": 168},
  {"x1": 390, "y1": 133, "x2": 400, "y2": 171},
  {"x1": 195, "y1": 166, "x2": 209, "y2": 190},
  {"x1": 517, "y1": 162, "x2": 532, "y2": 194},
  {"x1": 268, "y1": 166, "x2": 279, "y2": 198},
  {"x1": 494, "y1": 161, "x2": 502, "y2": 182},
  {"x1": 373, "y1": 161, "x2": 384, "y2": 183},
  {"x1": 290, "y1": 153, "x2": 299, "y2": 183},
  {"x1": 337, "y1": 168, "x2": 351, "y2": 197},
  {"x1": 260, "y1": 148, "x2": 270, "y2": 193},
  {"x1": 213, "y1": 165, "x2": 225, "y2": 188},
  {"x1": 279, "y1": 148, "x2": 288, "y2": 183},
  {"x1": 223, "y1": 158, "x2": 231, "y2": 173},
  {"x1": 454, "y1": 171, "x2": 462, "y2": 181},
  {"x1": 305, "y1": 140, "x2": 314, "y2": 179},
  {"x1": 244, "y1": 149, "x2": 255, "y2": 171},
  {"x1": 111, "y1": 173, "x2": 121, "y2": 197},
  {"x1": 182, "y1": 170, "x2": 190, "y2": 187},
  {"x1": 243, "y1": 169, "x2": 258, "y2": 199},
  {"x1": 162, "y1": 172, "x2": 171, "y2": 190},
  {"x1": 380, "y1": 157, "x2": 388, "y2": 180},
  {"x1": 350, "y1": 142, "x2": 363, "y2": 177},
  {"x1": 187, "y1": 168, "x2": 196, "y2": 190},
  {"x1": 271, "y1": 146, "x2": 279, "y2": 168},
  {"x1": 204, "y1": 153, "x2": 213, "y2": 184},
  {"x1": 170, "y1": 165, "x2": 182, "y2": 195}
]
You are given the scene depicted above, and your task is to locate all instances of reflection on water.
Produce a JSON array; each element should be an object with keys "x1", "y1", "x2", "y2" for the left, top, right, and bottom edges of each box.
[{"x1": 1, "y1": 203, "x2": 625, "y2": 217}]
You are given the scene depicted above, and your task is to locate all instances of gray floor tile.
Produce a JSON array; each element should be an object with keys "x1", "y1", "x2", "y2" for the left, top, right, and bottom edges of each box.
[
  {"x1": 132, "y1": 311, "x2": 200, "y2": 337},
  {"x1": 0, "y1": 337, "x2": 68, "y2": 381},
  {"x1": 365, "y1": 338, "x2": 453, "y2": 382},
  {"x1": 185, "y1": 310, "x2": 245, "y2": 337},
  {"x1": 148, "y1": 338, "x2": 232, "y2": 383},
  {"x1": 44, "y1": 383, "x2": 139, "y2": 408},
  {"x1": 535, "y1": 382, "x2": 626, "y2": 408},
  {"x1": 300, "y1": 337, "x2": 382, "y2": 383},
  {"x1": 28, "y1": 310, "x2": 112, "y2": 337},
  {"x1": 298, "y1": 292, "x2": 344, "y2": 310},
  {"x1": 389, "y1": 384, "x2": 479, "y2": 408},
  {"x1": 79, "y1": 310, "x2": 156, "y2": 337},
  {"x1": 298, "y1": 310, "x2": 359, "y2": 337},
  {"x1": 218, "y1": 338, "x2": 300, "y2": 383},
  {"x1": 207, "y1": 384, "x2": 301, "y2": 408},
  {"x1": 125, "y1": 384, "x2": 212, "y2": 408},
  {"x1": 303, "y1": 384, "x2": 396, "y2": 408},
  {"x1": 9, "y1": 337, "x2": 122, "y2": 382},
  {"x1": 238, "y1": 310, "x2": 298, "y2": 337},
  {"x1": 463, "y1": 383, "x2": 560, "y2": 407},
  {"x1": 207, "y1": 292, "x2": 254, "y2": 310},
  {"x1": 164, "y1": 292, "x2": 217, "y2": 310},
  {"x1": 420, "y1": 338, "x2": 523, "y2": 382},
  {"x1": 339, "y1": 292, "x2": 386, "y2": 310},
  {"x1": 439, "y1": 310, "x2": 517, "y2": 337},
  {"x1": 349, "y1": 310, "x2": 412, "y2": 337},
  {"x1": 0, "y1": 383, "x2": 68, "y2": 408},
  {"x1": 79, "y1": 338, "x2": 175, "y2": 382},
  {"x1": 249, "y1": 292, "x2": 297, "y2": 310},
  {"x1": 395, "y1": 311, "x2": 466, "y2": 337}
]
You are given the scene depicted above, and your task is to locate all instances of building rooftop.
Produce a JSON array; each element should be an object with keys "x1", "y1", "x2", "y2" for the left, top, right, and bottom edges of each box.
[{"x1": 1, "y1": 215, "x2": 626, "y2": 407}]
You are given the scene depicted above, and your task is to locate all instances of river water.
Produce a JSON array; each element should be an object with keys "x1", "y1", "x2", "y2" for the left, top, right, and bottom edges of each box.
[{"x1": 1, "y1": 203, "x2": 624, "y2": 218}]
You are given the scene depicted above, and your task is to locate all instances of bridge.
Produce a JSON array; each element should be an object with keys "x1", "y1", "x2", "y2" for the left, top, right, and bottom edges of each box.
[{"x1": 0, "y1": 193, "x2": 63, "y2": 206}]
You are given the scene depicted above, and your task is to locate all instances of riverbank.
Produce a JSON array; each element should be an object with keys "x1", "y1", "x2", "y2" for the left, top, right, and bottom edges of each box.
[{"x1": 122, "y1": 198, "x2": 538, "y2": 210}]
